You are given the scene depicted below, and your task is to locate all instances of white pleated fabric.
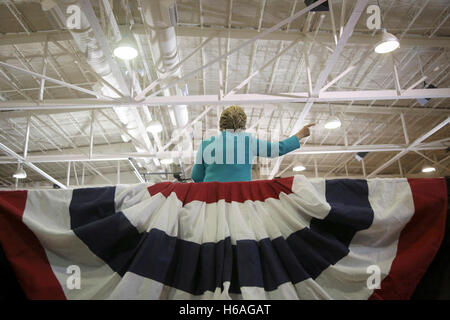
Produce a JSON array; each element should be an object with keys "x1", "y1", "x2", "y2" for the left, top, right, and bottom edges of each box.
[{"x1": 17, "y1": 176, "x2": 418, "y2": 299}]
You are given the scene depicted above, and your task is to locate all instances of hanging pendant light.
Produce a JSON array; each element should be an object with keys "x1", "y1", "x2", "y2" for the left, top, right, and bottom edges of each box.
[
  {"x1": 114, "y1": 41, "x2": 138, "y2": 60},
  {"x1": 113, "y1": 30, "x2": 138, "y2": 60},
  {"x1": 160, "y1": 158, "x2": 174, "y2": 165},
  {"x1": 421, "y1": 165, "x2": 436, "y2": 173},
  {"x1": 324, "y1": 104, "x2": 341, "y2": 129},
  {"x1": 13, "y1": 163, "x2": 27, "y2": 179},
  {"x1": 293, "y1": 165, "x2": 306, "y2": 172},
  {"x1": 375, "y1": 28, "x2": 400, "y2": 54},
  {"x1": 324, "y1": 116, "x2": 341, "y2": 129}
]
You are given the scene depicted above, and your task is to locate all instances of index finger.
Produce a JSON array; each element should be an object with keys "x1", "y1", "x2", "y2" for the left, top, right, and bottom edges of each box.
[{"x1": 305, "y1": 122, "x2": 316, "y2": 127}]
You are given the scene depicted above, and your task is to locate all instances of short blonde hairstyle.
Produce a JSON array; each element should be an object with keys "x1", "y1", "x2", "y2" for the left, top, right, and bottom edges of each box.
[{"x1": 219, "y1": 105, "x2": 247, "y2": 131}]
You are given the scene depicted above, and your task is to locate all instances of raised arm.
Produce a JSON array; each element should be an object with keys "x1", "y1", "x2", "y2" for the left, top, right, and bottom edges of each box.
[
  {"x1": 253, "y1": 123, "x2": 315, "y2": 158},
  {"x1": 295, "y1": 122, "x2": 315, "y2": 141}
]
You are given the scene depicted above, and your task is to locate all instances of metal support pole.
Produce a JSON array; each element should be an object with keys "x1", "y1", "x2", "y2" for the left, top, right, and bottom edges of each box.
[
  {"x1": 89, "y1": 110, "x2": 95, "y2": 159},
  {"x1": 361, "y1": 158, "x2": 366, "y2": 177},
  {"x1": 398, "y1": 159, "x2": 403, "y2": 177},
  {"x1": 392, "y1": 55, "x2": 402, "y2": 96},
  {"x1": 66, "y1": 161, "x2": 71, "y2": 187},
  {"x1": 73, "y1": 162, "x2": 79, "y2": 186},
  {"x1": 328, "y1": 0, "x2": 338, "y2": 45},
  {"x1": 128, "y1": 158, "x2": 145, "y2": 183},
  {"x1": 23, "y1": 113, "x2": 30, "y2": 159},
  {"x1": 314, "y1": 159, "x2": 318, "y2": 178},
  {"x1": 304, "y1": 46, "x2": 313, "y2": 96},
  {"x1": 81, "y1": 163, "x2": 85, "y2": 185},
  {"x1": 39, "y1": 37, "x2": 48, "y2": 101},
  {"x1": 400, "y1": 113, "x2": 409, "y2": 145},
  {"x1": 339, "y1": 0, "x2": 346, "y2": 38},
  {"x1": 117, "y1": 160, "x2": 120, "y2": 184}
]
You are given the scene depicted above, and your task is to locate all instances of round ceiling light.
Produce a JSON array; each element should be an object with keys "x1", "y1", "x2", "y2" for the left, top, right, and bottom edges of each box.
[
  {"x1": 13, "y1": 164, "x2": 27, "y2": 179},
  {"x1": 113, "y1": 39, "x2": 138, "y2": 60},
  {"x1": 160, "y1": 158, "x2": 174, "y2": 165},
  {"x1": 293, "y1": 165, "x2": 306, "y2": 172},
  {"x1": 421, "y1": 166, "x2": 436, "y2": 173},
  {"x1": 324, "y1": 116, "x2": 341, "y2": 129},
  {"x1": 374, "y1": 29, "x2": 400, "y2": 54}
]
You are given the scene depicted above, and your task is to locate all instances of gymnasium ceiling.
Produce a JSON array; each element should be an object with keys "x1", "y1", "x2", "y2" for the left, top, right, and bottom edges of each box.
[{"x1": 0, "y1": 0, "x2": 449, "y2": 188}]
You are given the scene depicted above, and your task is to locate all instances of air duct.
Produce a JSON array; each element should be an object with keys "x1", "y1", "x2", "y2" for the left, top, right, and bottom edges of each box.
[
  {"x1": 43, "y1": 0, "x2": 160, "y2": 170},
  {"x1": 141, "y1": 0, "x2": 189, "y2": 128}
]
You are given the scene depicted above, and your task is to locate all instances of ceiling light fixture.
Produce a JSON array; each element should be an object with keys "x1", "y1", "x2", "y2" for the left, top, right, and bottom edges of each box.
[
  {"x1": 325, "y1": 104, "x2": 341, "y2": 129},
  {"x1": 293, "y1": 165, "x2": 306, "y2": 172},
  {"x1": 374, "y1": 28, "x2": 400, "y2": 54},
  {"x1": 324, "y1": 104, "x2": 341, "y2": 129},
  {"x1": 114, "y1": 37, "x2": 138, "y2": 60},
  {"x1": 373, "y1": 1, "x2": 399, "y2": 54},
  {"x1": 146, "y1": 120, "x2": 163, "y2": 133},
  {"x1": 160, "y1": 158, "x2": 174, "y2": 165},
  {"x1": 421, "y1": 166, "x2": 436, "y2": 173},
  {"x1": 324, "y1": 116, "x2": 341, "y2": 129},
  {"x1": 13, "y1": 163, "x2": 27, "y2": 179}
]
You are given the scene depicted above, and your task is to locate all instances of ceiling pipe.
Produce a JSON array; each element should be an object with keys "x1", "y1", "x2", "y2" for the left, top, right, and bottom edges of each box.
[
  {"x1": 42, "y1": 0, "x2": 160, "y2": 170},
  {"x1": 141, "y1": 0, "x2": 189, "y2": 128}
]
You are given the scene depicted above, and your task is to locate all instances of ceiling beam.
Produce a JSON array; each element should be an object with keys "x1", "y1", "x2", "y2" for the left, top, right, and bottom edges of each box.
[
  {"x1": 2, "y1": 28, "x2": 449, "y2": 49},
  {"x1": 1, "y1": 88, "x2": 449, "y2": 111},
  {"x1": 144, "y1": 0, "x2": 328, "y2": 100},
  {"x1": 0, "y1": 142, "x2": 446, "y2": 164},
  {"x1": 269, "y1": 0, "x2": 369, "y2": 179},
  {"x1": 0, "y1": 31, "x2": 72, "y2": 46},
  {"x1": 0, "y1": 141, "x2": 67, "y2": 188},
  {"x1": 0, "y1": 61, "x2": 113, "y2": 100},
  {"x1": 366, "y1": 117, "x2": 450, "y2": 178},
  {"x1": 1, "y1": 102, "x2": 448, "y2": 120},
  {"x1": 172, "y1": 27, "x2": 450, "y2": 48}
]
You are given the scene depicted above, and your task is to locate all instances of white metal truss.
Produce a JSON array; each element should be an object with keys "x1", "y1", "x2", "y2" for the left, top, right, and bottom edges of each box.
[
  {"x1": 367, "y1": 117, "x2": 450, "y2": 178},
  {"x1": 0, "y1": 141, "x2": 447, "y2": 164},
  {"x1": 0, "y1": 87, "x2": 449, "y2": 111}
]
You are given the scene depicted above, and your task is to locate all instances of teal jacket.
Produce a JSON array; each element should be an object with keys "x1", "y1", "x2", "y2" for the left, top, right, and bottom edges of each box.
[{"x1": 191, "y1": 131, "x2": 300, "y2": 182}]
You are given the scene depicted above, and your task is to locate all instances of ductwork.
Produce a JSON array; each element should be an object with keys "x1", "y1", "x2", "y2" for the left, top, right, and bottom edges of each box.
[
  {"x1": 141, "y1": 0, "x2": 189, "y2": 128},
  {"x1": 41, "y1": 0, "x2": 160, "y2": 170}
]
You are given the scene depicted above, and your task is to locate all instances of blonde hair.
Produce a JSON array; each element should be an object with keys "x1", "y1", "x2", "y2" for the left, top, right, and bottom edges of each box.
[{"x1": 219, "y1": 105, "x2": 247, "y2": 131}]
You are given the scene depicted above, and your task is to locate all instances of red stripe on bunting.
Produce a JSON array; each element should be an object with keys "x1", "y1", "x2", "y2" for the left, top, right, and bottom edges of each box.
[
  {"x1": 148, "y1": 176, "x2": 294, "y2": 205},
  {"x1": 370, "y1": 178, "x2": 447, "y2": 300},
  {"x1": 0, "y1": 191, "x2": 66, "y2": 300}
]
